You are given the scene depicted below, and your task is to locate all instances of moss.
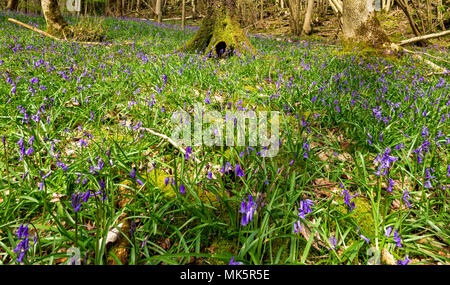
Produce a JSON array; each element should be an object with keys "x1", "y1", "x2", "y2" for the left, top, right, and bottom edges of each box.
[
  {"x1": 145, "y1": 170, "x2": 177, "y2": 198},
  {"x1": 336, "y1": 195, "x2": 376, "y2": 237},
  {"x1": 206, "y1": 237, "x2": 238, "y2": 265},
  {"x1": 179, "y1": 6, "x2": 256, "y2": 58}
]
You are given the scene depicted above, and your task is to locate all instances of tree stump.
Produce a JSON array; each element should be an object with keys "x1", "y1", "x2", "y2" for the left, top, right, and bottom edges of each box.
[{"x1": 179, "y1": 0, "x2": 257, "y2": 58}]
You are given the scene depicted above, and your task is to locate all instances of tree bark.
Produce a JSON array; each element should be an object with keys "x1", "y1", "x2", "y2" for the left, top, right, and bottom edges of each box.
[
  {"x1": 302, "y1": 0, "x2": 314, "y2": 35},
  {"x1": 288, "y1": 0, "x2": 302, "y2": 36},
  {"x1": 182, "y1": 0, "x2": 186, "y2": 30},
  {"x1": 342, "y1": 0, "x2": 390, "y2": 47},
  {"x1": 179, "y1": 0, "x2": 256, "y2": 57},
  {"x1": 6, "y1": 0, "x2": 19, "y2": 11},
  {"x1": 41, "y1": 0, "x2": 71, "y2": 37},
  {"x1": 156, "y1": 0, "x2": 162, "y2": 22},
  {"x1": 116, "y1": 0, "x2": 123, "y2": 17}
]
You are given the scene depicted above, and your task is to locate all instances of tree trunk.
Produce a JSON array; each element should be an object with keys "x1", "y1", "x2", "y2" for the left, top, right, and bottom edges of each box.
[
  {"x1": 288, "y1": 0, "x2": 302, "y2": 36},
  {"x1": 156, "y1": 0, "x2": 162, "y2": 22},
  {"x1": 116, "y1": 0, "x2": 123, "y2": 17},
  {"x1": 192, "y1": 0, "x2": 196, "y2": 19},
  {"x1": 6, "y1": 0, "x2": 19, "y2": 10},
  {"x1": 41, "y1": 0, "x2": 71, "y2": 37},
  {"x1": 182, "y1": 0, "x2": 186, "y2": 30},
  {"x1": 179, "y1": 0, "x2": 256, "y2": 58},
  {"x1": 342, "y1": 0, "x2": 390, "y2": 47},
  {"x1": 302, "y1": 0, "x2": 314, "y2": 35}
]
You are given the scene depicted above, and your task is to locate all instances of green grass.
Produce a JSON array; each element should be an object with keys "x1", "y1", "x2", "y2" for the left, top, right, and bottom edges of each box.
[{"x1": 0, "y1": 11, "x2": 449, "y2": 265}]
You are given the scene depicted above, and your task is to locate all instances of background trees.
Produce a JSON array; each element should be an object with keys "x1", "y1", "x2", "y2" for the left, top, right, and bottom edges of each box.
[{"x1": 1, "y1": 0, "x2": 448, "y2": 46}]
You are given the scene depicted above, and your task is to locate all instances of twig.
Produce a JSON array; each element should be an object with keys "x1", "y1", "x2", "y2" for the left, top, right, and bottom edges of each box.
[
  {"x1": 397, "y1": 30, "x2": 450, "y2": 46},
  {"x1": 141, "y1": 127, "x2": 201, "y2": 164},
  {"x1": 390, "y1": 43, "x2": 449, "y2": 73}
]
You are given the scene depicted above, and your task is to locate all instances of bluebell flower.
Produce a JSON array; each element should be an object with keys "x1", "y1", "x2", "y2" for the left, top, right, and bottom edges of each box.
[
  {"x1": 298, "y1": 199, "x2": 314, "y2": 219},
  {"x1": 229, "y1": 257, "x2": 243, "y2": 265},
  {"x1": 293, "y1": 219, "x2": 302, "y2": 234},
  {"x1": 239, "y1": 194, "x2": 256, "y2": 226},
  {"x1": 397, "y1": 256, "x2": 410, "y2": 265},
  {"x1": 235, "y1": 164, "x2": 245, "y2": 177},
  {"x1": 329, "y1": 236, "x2": 337, "y2": 250},
  {"x1": 385, "y1": 226, "x2": 393, "y2": 237},
  {"x1": 374, "y1": 147, "x2": 398, "y2": 176},
  {"x1": 393, "y1": 230, "x2": 402, "y2": 248}
]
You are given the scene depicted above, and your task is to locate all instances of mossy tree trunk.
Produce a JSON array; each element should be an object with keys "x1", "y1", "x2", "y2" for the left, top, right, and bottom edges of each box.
[
  {"x1": 6, "y1": 0, "x2": 19, "y2": 11},
  {"x1": 342, "y1": 0, "x2": 390, "y2": 48},
  {"x1": 41, "y1": 0, "x2": 71, "y2": 37},
  {"x1": 179, "y1": 0, "x2": 256, "y2": 58}
]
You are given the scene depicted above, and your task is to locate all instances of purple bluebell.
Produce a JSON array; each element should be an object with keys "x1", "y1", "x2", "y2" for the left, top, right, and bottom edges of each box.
[
  {"x1": 397, "y1": 256, "x2": 410, "y2": 265},
  {"x1": 402, "y1": 190, "x2": 411, "y2": 208},
  {"x1": 385, "y1": 226, "x2": 393, "y2": 237},
  {"x1": 235, "y1": 164, "x2": 245, "y2": 177},
  {"x1": 298, "y1": 199, "x2": 314, "y2": 219},
  {"x1": 229, "y1": 257, "x2": 243, "y2": 265},
  {"x1": 293, "y1": 219, "x2": 302, "y2": 234},
  {"x1": 393, "y1": 230, "x2": 402, "y2": 247},
  {"x1": 239, "y1": 194, "x2": 256, "y2": 226}
]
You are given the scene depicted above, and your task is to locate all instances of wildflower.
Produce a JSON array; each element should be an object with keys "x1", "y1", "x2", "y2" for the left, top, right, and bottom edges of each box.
[
  {"x1": 293, "y1": 219, "x2": 302, "y2": 234},
  {"x1": 164, "y1": 177, "x2": 170, "y2": 186},
  {"x1": 385, "y1": 226, "x2": 393, "y2": 237},
  {"x1": 386, "y1": 179, "x2": 394, "y2": 193},
  {"x1": 71, "y1": 192, "x2": 83, "y2": 212},
  {"x1": 360, "y1": 234, "x2": 370, "y2": 244},
  {"x1": 402, "y1": 190, "x2": 411, "y2": 208},
  {"x1": 229, "y1": 257, "x2": 243, "y2": 265},
  {"x1": 341, "y1": 189, "x2": 357, "y2": 212},
  {"x1": 393, "y1": 230, "x2": 402, "y2": 248},
  {"x1": 221, "y1": 161, "x2": 233, "y2": 173},
  {"x1": 180, "y1": 184, "x2": 186, "y2": 194},
  {"x1": 185, "y1": 147, "x2": 192, "y2": 160},
  {"x1": 14, "y1": 224, "x2": 32, "y2": 263},
  {"x1": 374, "y1": 147, "x2": 398, "y2": 176},
  {"x1": 298, "y1": 199, "x2": 314, "y2": 219},
  {"x1": 129, "y1": 168, "x2": 136, "y2": 178},
  {"x1": 235, "y1": 164, "x2": 245, "y2": 177},
  {"x1": 397, "y1": 256, "x2": 410, "y2": 265},
  {"x1": 329, "y1": 236, "x2": 337, "y2": 250},
  {"x1": 207, "y1": 172, "x2": 213, "y2": 180},
  {"x1": 239, "y1": 194, "x2": 256, "y2": 226}
]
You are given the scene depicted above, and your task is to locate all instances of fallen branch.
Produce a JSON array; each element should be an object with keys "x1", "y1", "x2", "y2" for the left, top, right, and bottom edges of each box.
[
  {"x1": 141, "y1": 127, "x2": 201, "y2": 164},
  {"x1": 390, "y1": 43, "x2": 449, "y2": 73},
  {"x1": 8, "y1": 18, "x2": 132, "y2": 46},
  {"x1": 8, "y1": 17, "x2": 60, "y2": 41},
  {"x1": 397, "y1": 30, "x2": 450, "y2": 46}
]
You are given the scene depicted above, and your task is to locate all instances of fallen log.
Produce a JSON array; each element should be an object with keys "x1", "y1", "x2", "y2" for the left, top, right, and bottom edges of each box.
[
  {"x1": 8, "y1": 18, "x2": 133, "y2": 46},
  {"x1": 397, "y1": 30, "x2": 450, "y2": 46}
]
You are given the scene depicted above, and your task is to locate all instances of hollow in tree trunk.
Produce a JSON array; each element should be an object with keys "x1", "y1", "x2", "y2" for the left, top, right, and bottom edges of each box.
[
  {"x1": 179, "y1": 0, "x2": 256, "y2": 58},
  {"x1": 6, "y1": 0, "x2": 19, "y2": 11},
  {"x1": 41, "y1": 0, "x2": 72, "y2": 37},
  {"x1": 342, "y1": 0, "x2": 390, "y2": 48}
]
